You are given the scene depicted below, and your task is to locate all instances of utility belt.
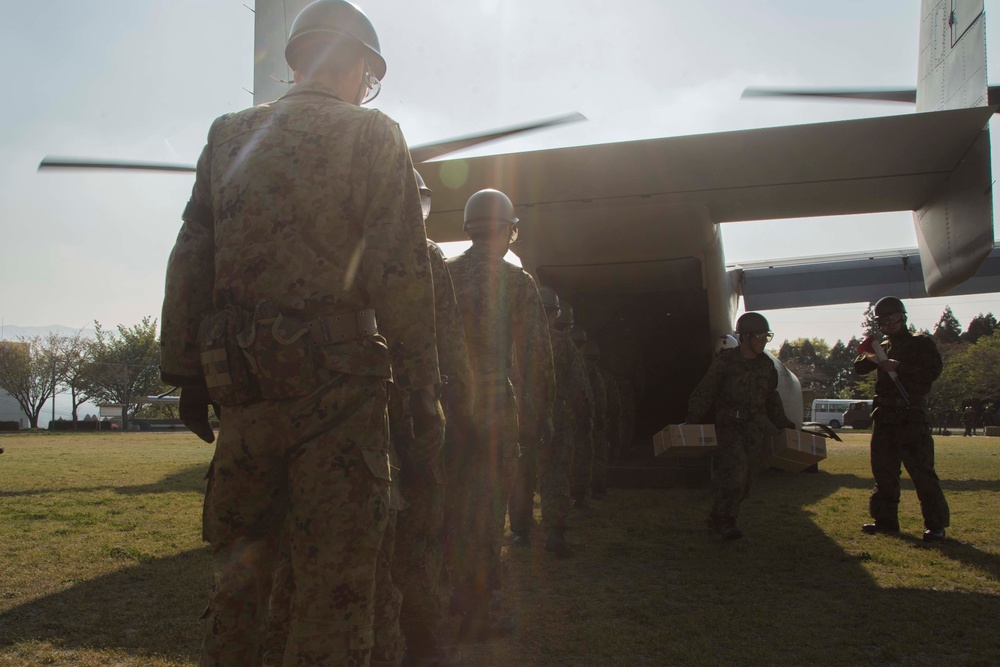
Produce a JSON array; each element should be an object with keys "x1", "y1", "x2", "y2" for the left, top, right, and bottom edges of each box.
[
  {"x1": 872, "y1": 395, "x2": 927, "y2": 423},
  {"x1": 874, "y1": 395, "x2": 922, "y2": 409},
  {"x1": 198, "y1": 301, "x2": 378, "y2": 406},
  {"x1": 717, "y1": 407, "x2": 755, "y2": 421}
]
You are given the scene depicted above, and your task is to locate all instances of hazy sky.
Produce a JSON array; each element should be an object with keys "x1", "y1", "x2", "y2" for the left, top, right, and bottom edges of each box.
[{"x1": 2, "y1": 0, "x2": 999, "y2": 351}]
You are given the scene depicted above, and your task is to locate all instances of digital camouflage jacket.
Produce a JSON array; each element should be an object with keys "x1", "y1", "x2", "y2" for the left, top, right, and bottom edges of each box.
[
  {"x1": 161, "y1": 82, "x2": 439, "y2": 390},
  {"x1": 685, "y1": 348, "x2": 790, "y2": 430}
]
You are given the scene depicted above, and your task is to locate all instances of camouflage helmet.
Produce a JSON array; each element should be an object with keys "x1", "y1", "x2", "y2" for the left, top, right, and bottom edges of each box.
[
  {"x1": 285, "y1": 0, "x2": 387, "y2": 80},
  {"x1": 735, "y1": 312, "x2": 770, "y2": 335},
  {"x1": 414, "y1": 169, "x2": 432, "y2": 220},
  {"x1": 569, "y1": 326, "x2": 588, "y2": 344},
  {"x1": 874, "y1": 296, "x2": 906, "y2": 318},
  {"x1": 463, "y1": 189, "x2": 519, "y2": 239},
  {"x1": 538, "y1": 286, "x2": 560, "y2": 313},
  {"x1": 583, "y1": 338, "x2": 601, "y2": 360},
  {"x1": 556, "y1": 303, "x2": 575, "y2": 328}
]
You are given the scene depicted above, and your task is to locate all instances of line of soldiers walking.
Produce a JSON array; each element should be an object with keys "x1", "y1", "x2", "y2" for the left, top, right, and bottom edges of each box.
[{"x1": 160, "y1": 3, "x2": 627, "y2": 665}]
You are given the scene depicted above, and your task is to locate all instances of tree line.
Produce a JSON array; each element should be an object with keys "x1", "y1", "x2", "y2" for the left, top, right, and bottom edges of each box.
[
  {"x1": 0, "y1": 317, "x2": 164, "y2": 430},
  {"x1": 3, "y1": 306, "x2": 997, "y2": 431},
  {"x1": 777, "y1": 304, "x2": 1000, "y2": 423}
]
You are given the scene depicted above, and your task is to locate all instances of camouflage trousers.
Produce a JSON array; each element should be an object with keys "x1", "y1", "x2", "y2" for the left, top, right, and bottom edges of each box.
[
  {"x1": 392, "y1": 463, "x2": 446, "y2": 658},
  {"x1": 869, "y1": 414, "x2": 950, "y2": 529},
  {"x1": 508, "y1": 438, "x2": 538, "y2": 535},
  {"x1": 448, "y1": 382, "x2": 518, "y2": 604},
  {"x1": 200, "y1": 374, "x2": 391, "y2": 667},
  {"x1": 262, "y1": 510, "x2": 403, "y2": 667},
  {"x1": 591, "y1": 429, "x2": 609, "y2": 494},
  {"x1": 539, "y1": 399, "x2": 575, "y2": 530},
  {"x1": 710, "y1": 418, "x2": 765, "y2": 521},
  {"x1": 384, "y1": 384, "x2": 449, "y2": 659},
  {"x1": 570, "y1": 430, "x2": 595, "y2": 501}
]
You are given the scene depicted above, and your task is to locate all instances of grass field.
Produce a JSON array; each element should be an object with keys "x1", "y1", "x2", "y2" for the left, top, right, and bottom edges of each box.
[{"x1": 2, "y1": 432, "x2": 999, "y2": 666}]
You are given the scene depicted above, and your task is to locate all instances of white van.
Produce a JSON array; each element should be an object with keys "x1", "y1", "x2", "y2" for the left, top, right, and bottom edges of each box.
[{"x1": 810, "y1": 399, "x2": 856, "y2": 428}]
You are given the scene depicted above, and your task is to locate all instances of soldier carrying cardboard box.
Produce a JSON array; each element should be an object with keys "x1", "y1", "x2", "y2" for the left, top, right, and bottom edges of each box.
[{"x1": 685, "y1": 312, "x2": 795, "y2": 540}]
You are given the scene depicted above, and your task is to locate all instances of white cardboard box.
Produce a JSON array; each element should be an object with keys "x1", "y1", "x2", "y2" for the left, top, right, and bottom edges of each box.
[
  {"x1": 765, "y1": 428, "x2": 828, "y2": 472},
  {"x1": 653, "y1": 424, "x2": 718, "y2": 457}
]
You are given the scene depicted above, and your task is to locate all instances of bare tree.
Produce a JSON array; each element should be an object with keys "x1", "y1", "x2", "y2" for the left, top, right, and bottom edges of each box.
[{"x1": 0, "y1": 337, "x2": 58, "y2": 428}]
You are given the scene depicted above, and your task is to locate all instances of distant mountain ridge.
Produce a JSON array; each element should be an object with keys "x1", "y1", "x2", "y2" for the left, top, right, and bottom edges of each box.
[{"x1": 1, "y1": 325, "x2": 97, "y2": 341}]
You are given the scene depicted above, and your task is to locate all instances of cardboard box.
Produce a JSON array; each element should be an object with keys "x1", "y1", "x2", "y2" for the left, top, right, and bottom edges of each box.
[
  {"x1": 653, "y1": 424, "x2": 718, "y2": 457},
  {"x1": 766, "y1": 428, "x2": 828, "y2": 472}
]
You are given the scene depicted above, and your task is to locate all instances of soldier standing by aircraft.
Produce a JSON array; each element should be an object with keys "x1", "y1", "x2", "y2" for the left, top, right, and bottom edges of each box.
[
  {"x1": 579, "y1": 338, "x2": 610, "y2": 500},
  {"x1": 446, "y1": 189, "x2": 554, "y2": 640},
  {"x1": 507, "y1": 286, "x2": 561, "y2": 547},
  {"x1": 540, "y1": 297, "x2": 591, "y2": 557},
  {"x1": 570, "y1": 327, "x2": 600, "y2": 511},
  {"x1": 855, "y1": 296, "x2": 949, "y2": 542},
  {"x1": 685, "y1": 313, "x2": 795, "y2": 540},
  {"x1": 161, "y1": 2, "x2": 442, "y2": 664},
  {"x1": 389, "y1": 172, "x2": 472, "y2": 666},
  {"x1": 595, "y1": 358, "x2": 621, "y2": 497}
]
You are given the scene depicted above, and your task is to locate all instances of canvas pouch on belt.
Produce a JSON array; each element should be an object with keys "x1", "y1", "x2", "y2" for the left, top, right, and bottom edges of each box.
[
  {"x1": 236, "y1": 302, "x2": 321, "y2": 401},
  {"x1": 197, "y1": 305, "x2": 261, "y2": 406}
]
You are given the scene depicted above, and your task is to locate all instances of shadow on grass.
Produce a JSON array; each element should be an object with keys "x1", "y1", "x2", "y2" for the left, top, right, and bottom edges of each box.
[
  {"x1": 0, "y1": 548, "x2": 209, "y2": 663},
  {"x1": 117, "y1": 464, "x2": 210, "y2": 496},
  {"x1": 0, "y1": 464, "x2": 209, "y2": 499},
  {"x1": 4, "y1": 465, "x2": 999, "y2": 666},
  {"x1": 474, "y1": 468, "x2": 1000, "y2": 667}
]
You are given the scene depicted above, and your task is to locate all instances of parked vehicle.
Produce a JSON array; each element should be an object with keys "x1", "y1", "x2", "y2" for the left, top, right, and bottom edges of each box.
[
  {"x1": 841, "y1": 400, "x2": 874, "y2": 429},
  {"x1": 810, "y1": 399, "x2": 856, "y2": 429}
]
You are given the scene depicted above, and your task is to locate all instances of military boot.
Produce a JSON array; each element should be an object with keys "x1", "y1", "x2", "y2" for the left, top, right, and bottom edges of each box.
[
  {"x1": 456, "y1": 599, "x2": 515, "y2": 644},
  {"x1": 719, "y1": 519, "x2": 743, "y2": 540},
  {"x1": 922, "y1": 528, "x2": 946, "y2": 542},
  {"x1": 544, "y1": 527, "x2": 574, "y2": 558},
  {"x1": 861, "y1": 519, "x2": 900, "y2": 535}
]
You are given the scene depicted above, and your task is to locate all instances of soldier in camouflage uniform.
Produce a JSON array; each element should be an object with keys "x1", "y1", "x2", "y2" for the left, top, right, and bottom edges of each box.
[
  {"x1": 540, "y1": 300, "x2": 591, "y2": 557},
  {"x1": 569, "y1": 327, "x2": 601, "y2": 511},
  {"x1": 685, "y1": 313, "x2": 793, "y2": 540},
  {"x1": 507, "y1": 286, "x2": 560, "y2": 547},
  {"x1": 388, "y1": 173, "x2": 472, "y2": 666},
  {"x1": 162, "y1": 2, "x2": 441, "y2": 665},
  {"x1": 446, "y1": 189, "x2": 554, "y2": 640},
  {"x1": 596, "y1": 362, "x2": 621, "y2": 494},
  {"x1": 579, "y1": 338, "x2": 610, "y2": 500},
  {"x1": 855, "y1": 296, "x2": 949, "y2": 542}
]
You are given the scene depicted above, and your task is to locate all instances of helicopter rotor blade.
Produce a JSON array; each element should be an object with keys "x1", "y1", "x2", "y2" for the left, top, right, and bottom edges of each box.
[
  {"x1": 741, "y1": 87, "x2": 917, "y2": 104},
  {"x1": 742, "y1": 85, "x2": 1000, "y2": 114},
  {"x1": 39, "y1": 111, "x2": 587, "y2": 174},
  {"x1": 38, "y1": 157, "x2": 196, "y2": 173},
  {"x1": 409, "y1": 111, "x2": 586, "y2": 163}
]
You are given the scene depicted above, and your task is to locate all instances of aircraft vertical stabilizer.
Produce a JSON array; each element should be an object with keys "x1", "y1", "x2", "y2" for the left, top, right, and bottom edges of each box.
[
  {"x1": 913, "y1": 0, "x2": 994, "y2": 295},
  {"x1": 254, "y1": 1, "x2": 312, "y2": 106}
]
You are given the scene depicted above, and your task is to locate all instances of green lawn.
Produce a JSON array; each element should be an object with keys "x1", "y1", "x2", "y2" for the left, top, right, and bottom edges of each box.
[{"x1": 2, "y1": 432, "x2": 999, "y2": 666}]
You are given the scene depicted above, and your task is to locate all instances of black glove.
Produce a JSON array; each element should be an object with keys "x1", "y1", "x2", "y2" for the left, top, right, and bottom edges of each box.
[{"x1": 179, "y1": 386, "x2": 219, "y2": 444}]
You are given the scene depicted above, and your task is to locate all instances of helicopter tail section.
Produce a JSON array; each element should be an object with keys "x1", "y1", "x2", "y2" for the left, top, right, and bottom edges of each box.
[{"x1": 913, "y1": 0, "x2": 994, "y2": 295}]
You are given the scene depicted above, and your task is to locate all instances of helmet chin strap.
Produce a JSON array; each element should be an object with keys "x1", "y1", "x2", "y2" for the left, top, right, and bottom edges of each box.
[{"x1": 352, "y1": 71, "x2": 367, "y2": 105}]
